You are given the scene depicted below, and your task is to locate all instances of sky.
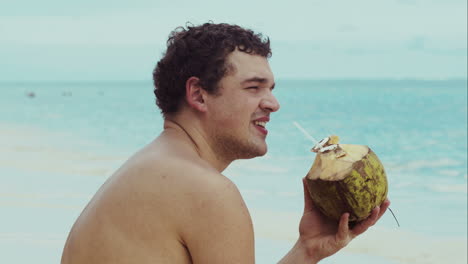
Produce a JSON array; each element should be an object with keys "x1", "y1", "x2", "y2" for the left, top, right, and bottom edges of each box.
[{"x1": 0, "y1": 0, "x2": 467, "y2": 81}]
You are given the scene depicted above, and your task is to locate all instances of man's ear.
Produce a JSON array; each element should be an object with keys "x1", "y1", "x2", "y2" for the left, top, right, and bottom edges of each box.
[{"x1": 185, "y1": 76, "x2": 207, "y2": 112}]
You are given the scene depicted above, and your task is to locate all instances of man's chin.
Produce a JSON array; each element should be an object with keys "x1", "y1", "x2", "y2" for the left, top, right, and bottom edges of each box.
[
  {"x1": 239, "y1": 145, "x2": 267, "y2": 159},
  {"x1": 214, "y1": 135, "x2": 268, "y2": 160},
  {"x1": 257, "y1": 147, "x2": 268, "y2": 157}
]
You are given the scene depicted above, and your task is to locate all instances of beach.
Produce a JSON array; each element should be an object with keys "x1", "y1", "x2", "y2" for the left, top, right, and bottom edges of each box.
[{"x1": 0, "y1": 80, "x2": 466, "y2": 263}]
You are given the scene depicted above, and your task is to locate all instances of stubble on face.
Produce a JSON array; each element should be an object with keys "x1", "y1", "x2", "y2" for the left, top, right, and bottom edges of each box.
[
  {"x1": 211, "y1": 125, "x2": 267, "y2": 162},
  {"x1": 206, "y1": 86, "x2": 268, "y2": 161},
  {"x1": 205, "y1": 50, "x2": 273, "y2": 162}
]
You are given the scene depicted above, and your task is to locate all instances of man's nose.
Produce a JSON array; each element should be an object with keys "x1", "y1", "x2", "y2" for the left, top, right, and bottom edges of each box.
[{"x1": 260, "y1": 91, "x2": 280, "y2": 112}]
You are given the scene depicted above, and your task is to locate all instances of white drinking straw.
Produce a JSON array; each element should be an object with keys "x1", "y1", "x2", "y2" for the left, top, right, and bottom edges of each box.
[{"x1": 292, "y1": 121, "x2": 319, "y2": 144}]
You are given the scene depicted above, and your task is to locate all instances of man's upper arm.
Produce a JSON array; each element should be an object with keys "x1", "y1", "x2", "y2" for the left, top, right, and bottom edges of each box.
[{"x1": 180, "y1": 175, "x2": 255, "y2": 264}]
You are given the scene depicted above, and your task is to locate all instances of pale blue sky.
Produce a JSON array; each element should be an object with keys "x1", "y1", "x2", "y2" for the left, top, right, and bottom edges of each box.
[{"x1": 1, "y1": 0, "x2": 466, "y2": 81}]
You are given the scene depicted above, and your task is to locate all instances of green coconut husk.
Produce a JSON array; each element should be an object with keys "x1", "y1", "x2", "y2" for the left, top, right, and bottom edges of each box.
[{"x1": 306, "y1": 143, "x2": 388, "y2": 222}]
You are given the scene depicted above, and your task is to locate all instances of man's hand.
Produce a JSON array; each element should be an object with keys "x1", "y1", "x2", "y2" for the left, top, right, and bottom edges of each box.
[
  {"x1": 279, "y1": 178, "x2": 390, "y2": 264},
  {"x1": 299, "y1": 177, "x2": 390, "y2": 262}
]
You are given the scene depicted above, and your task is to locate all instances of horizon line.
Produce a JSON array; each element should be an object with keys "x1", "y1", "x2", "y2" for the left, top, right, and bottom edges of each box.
[{"x1": 0, "y1": 77, "x2": 467, "y2": 84}]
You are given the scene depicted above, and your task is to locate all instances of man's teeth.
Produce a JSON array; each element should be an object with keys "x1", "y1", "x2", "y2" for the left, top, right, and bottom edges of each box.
[{"x1": 254, "y1": 121, "x2": 266, "y2": 127}]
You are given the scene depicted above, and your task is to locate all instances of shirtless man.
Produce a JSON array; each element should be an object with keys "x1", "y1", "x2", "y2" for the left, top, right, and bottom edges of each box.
[{"x1": 61, "y1": 22, "x2": 390, "y2": 264}]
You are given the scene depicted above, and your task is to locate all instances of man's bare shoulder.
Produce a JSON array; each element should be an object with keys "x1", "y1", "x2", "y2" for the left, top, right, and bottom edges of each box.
[
  {"x1": 62, "y1": 139, "x2": 250, "y2": 264},
  {"x1": 98, "y1": 138, "x2": 248, "y2": 233}
]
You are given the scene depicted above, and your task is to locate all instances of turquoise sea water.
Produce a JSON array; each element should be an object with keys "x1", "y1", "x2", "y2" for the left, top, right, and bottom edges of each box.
[{"x1": 0, "y1": 80, "x2": 467, "y2": 263}]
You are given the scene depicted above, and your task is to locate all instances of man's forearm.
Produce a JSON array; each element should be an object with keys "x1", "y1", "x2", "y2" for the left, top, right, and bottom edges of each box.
[{"x1": 278, "y1": 239, "x2": 320, "y2": 264}]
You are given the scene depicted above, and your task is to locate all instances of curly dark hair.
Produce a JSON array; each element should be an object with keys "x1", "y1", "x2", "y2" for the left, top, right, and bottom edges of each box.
[{"x1": 153, "y1": 22, "x2": 271, "y2": 116}]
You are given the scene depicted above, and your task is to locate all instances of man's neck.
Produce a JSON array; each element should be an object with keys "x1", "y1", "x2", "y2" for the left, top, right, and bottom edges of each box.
[{"x1": 162, "y1": 114, "x2": 232, "y2": 172}]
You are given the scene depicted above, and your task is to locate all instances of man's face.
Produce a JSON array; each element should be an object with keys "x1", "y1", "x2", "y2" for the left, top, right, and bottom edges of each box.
[{"x1": 204, "y1": 50, "x2": 280, "y2": 161}]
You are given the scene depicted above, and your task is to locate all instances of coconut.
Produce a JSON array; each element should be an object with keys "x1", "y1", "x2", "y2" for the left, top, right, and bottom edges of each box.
[{"x1": 305, "y1": 136, "x2": 388, "y2": 222}]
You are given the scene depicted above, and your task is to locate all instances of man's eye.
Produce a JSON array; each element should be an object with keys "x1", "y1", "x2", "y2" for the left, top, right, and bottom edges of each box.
[{"x1": 247, "y1": 86, "x2": 259, "y2": 90}]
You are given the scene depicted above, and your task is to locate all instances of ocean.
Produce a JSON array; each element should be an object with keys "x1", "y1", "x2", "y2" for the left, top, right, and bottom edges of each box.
[{"x1": 0, "y1": 79, "x2": 466, "y2": 263}]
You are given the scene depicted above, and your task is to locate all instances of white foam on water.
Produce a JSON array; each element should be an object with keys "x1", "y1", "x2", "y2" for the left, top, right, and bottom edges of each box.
[
  {"x1": 437, "y1": 169, "x2": 462, "y2": 177},
  {"x1": 427, "y1": 183, "x2": 468, "y2": 193},
  {"x1": 387, "y1": 158, "x2": 463, "y2": 172},
  {"x1": 0, "y1": 123, "x2": 128, "y2": 177},
  {"x1": 385, "y1": 169, "x2": 467, "y2": 194},
  {"x1": 392, "y1": 181, "x2": 417, "y2": 188}
]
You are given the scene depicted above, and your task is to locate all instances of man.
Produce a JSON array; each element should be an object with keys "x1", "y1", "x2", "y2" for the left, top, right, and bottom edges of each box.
[{"x1": 61, "y1": 22, "x2": 390, "y2": 263}]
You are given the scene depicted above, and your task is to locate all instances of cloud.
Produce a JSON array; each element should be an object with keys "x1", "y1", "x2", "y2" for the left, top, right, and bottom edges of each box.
[{"x1": 0, "y1": 0, "x2": 466, "y2": 80}]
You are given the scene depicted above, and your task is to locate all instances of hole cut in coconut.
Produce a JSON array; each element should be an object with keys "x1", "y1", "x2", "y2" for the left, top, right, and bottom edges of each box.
[{"x1": 308, "y1": 144, "x2": 370, "y2": 181}]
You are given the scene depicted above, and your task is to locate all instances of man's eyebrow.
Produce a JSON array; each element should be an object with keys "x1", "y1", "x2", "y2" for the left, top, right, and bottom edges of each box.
[
  {"x1": 241, "y1": 77, "x2": 276, "y2": 89},
  {"x1": 241, "y1": 77, "x2": 268, "y2": 84}
]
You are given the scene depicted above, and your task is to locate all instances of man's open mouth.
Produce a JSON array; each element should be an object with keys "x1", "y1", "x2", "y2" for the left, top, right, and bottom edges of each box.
[{"x1": 254, "y1": 121, "x2": 266, "y2": 128}]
